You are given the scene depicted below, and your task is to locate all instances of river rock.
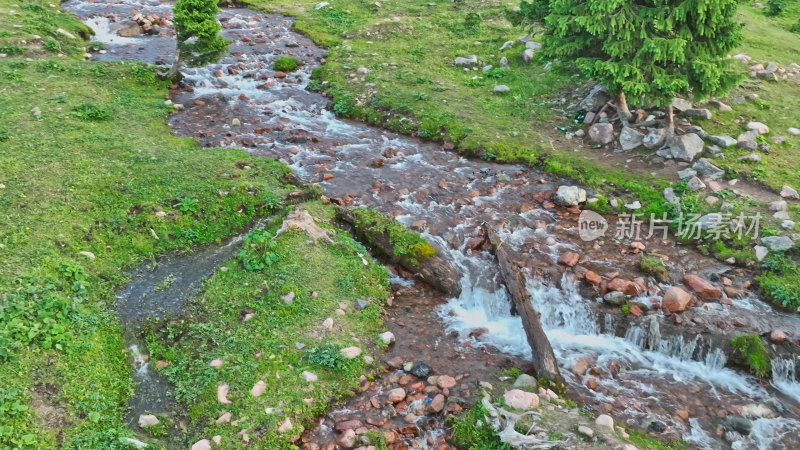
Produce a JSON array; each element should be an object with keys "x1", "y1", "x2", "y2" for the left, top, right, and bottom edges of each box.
[
  {"x1": 588, "y1": 123, "x2": 615, "y2": 144},
  {"x1": 191, "y1": 439, "x2": 211, "y2": 450},
  {"x1": 619, "y1": 127, "x2": 644, "y2": 150},
  {"x1": 340, "y1": 347, "x2": 362, "y2": 359},
  {"x1": 668, "y1": 134, "x2": 704, "y2": 161},
  {"x1": 428, "y1": 393, "x2": 446, "y2": 413},
  {"x1": 643, "y1": 128, "x2": 667, "y2": 149},
  {"x1": 409, "y1": 362, "x2": 433, "y2": 378},
  {"x1": 708, "y1": 135, "x2": 736, "y2": 148},
  {"x1": 112, "y1": 20, "x2": 142, "y2": 37},
  {"x1": 578, "y1": 85, "x2": 611, "y2": 112},
  {"x1": 692, "y1": 158, "x2": 725, "y2": 179},
  {"x1": 454, "y1": 55, "x2": 478, "y2": 67},
  {"x1": 761, "y1": 236, "x2": 794, "y2": 251},
  {"x1": 337, "y1": 429, "x2": 356, "y2": 448},
  {"x1": 513, "y1": 374, "x2": 537, "y2": 388},
  {"x1": 664, "y1": 187, "x2": 679, "y2": 204},
  {"x1": 789, "y1": 127, "x2": 800, "y2": 135},
  {"x1": 683, "y1": 274, "x2": 721, "y2": 300},
  {"x1": 781, "y1": 185, "x2": 800, "y2": 199},
  {"x1": 138, "y1": 414, "x2": 159, "y2": 428},
  {"x1": 387, "y1": 387, "x2": 406, "y2": 403},
  {"x1": 437, "y1": 375, "x2": 457, "y2": 389},
  {"x1": 554, "y1": 186, "x2": 587, "y2": 206},
  {"x1": 503, "y1": 389, "x2": 539, "y2": 409},
  {"x1": 379, "y1": 331, "x2": 396, "y2": 345},
  {"x1": 500, "y1": 40, "x2": 514, "y2": 51},
  {"x1": 662, "y1": 286, "x2": 693, "y2": 312},
  {"x1": 595, "y1": 414, "x2": 614, "y2": 430},
  {"x1": 678, "y1": 168, "x2": 697, "y2": 179},
  {"x1": 747, "y1": 121, "x2": 769, "y2": 134},
  {"x1": 770, "y1": 329, "x2": 788, "y2": 343},
  {"x1": 770, "y1": 200, "x2": 787, "y2": 211},
  {"x1": 722, "y1": 416, "x2": 753, "y2": 435},
  {"x1": 671, "y1": 97, "x2": 693, "y2": 112},
  {"x1": 709, "y1": 100, "x2": 732, "y2": 111},
  {"x1": 684, "y1": 108, "x2": 712, "y2": 120},
  {"x1": 737, "y1": 153, "x2": 761, "y2": 162}
]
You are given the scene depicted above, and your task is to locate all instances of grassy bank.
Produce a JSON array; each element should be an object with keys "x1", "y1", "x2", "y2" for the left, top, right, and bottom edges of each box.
[
  {"x1": 144, "y1": 202, "x2": 390, "y2": 448},
  {"x1": 0, "y1": 0, "x2": 92, "y2": 57},
  {"x1": 0, "y1": 56, "x2": 301, "y2": 447}
]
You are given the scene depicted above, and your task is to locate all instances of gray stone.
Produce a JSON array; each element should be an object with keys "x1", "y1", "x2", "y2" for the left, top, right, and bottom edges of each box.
[
  {"x1": 588, "y1": 123, "x2": 615, "y2": 145},
  {"x1": 788, "y1": 127, "x2": 800, "y2": 136},
  {"x1": 747, "y1": 121, "x2": 769, "y2": 134},
  {"x1": 782, "y1": 220, "x2": 795, "y2": 230},
  {"x1": 499, "y1": 40, "x2": 514, "y2": 51},
  {"x1": 781, "y1": 185, "x2": 800, "y2": 199},
  {"x1": 578, "y1": 85, "x2": 611, "y2": 112},
  {"x1": 664, "y1": 187, "x2": 679, "y2": 204},
  {"x1": 513, "y1": 374, "x2": 538, "y2": 388},
  {"x1": 516, "y1": 35, "x2": 531, "y2": 43},
  {"x1": 669, "y1": 134, "x2": 704, "y2": 161},
  {"x1": 737, "y1": 130, "x2": 758, "y2": 150},
  {"x1": 603, "y1": 291, "x2": 626, "y2": 305},
  {"x1": 770, "y1": 201, "x2": 787, "y2": 211},
  {"x1": 454, "y1": 55, "x2": 478, "y2": 67},
  {"x1": 625, "y1": 201, "x2": 642, "y2": 210},
  {"x1": 721, "y1": 202, "x2": 734, "y2": 211},
  {"x1": 761, "y1": 236, "x2": 794, "y2": 251},
  {"x1": 709, "y1": 100, "x2": 732, "y2": 111},
  {"x1": 671, "y1": 97, "x2": 693, "y2": 112},
  {"x1": 499, "y1": 57, "x2": 509, "y2": 68},
  {"x1": 708, "y1": 135, "x2": 737, "y2": 148},
  {"x1": 755, "y1": 245, "x2": 768, "y2": 261},
  {"x1": 686, "y1": 125, "x2": 707, "y2": 139},
  {"x1": 688, "y1": 176, "x2": 706, "y2": 192},
  {"x1": 643, "y1": 128, "x2": 667, "y2": 149},
  {"x1": 493, "y1": 85, "x2": 510, "y2": 93},
  {"x1": 525, "y1": 41, "x2": 542, "y2": 51},
  {"x1": 354, "y1": 299, "x2": 368, "y2": 310},
  {"x1": 692, "y1": 158, "x2": 725, "y2": 179},
  {"x1": 757, "y1": 70, "x2": 778, "y2": 81},
  {"x1": 774, "y1": 211, "x2": 790, "y2": 220},
  {"x1": 519, "y1": 48, "x2": 535, "y2": 63},
  {"x1": 737, "y1": 153, "x2": 761, "y2": 162},
  {"x1": 379, "y1": 331, "x2": 396, "y2": 345},
  {"x1": 112, "y1": 20, "x2": 142, "y2": 37},
  {"x1": 678, "y1": 168, "x2": 697, "y2": 180},
  {"x1": 482, "y1": 65, "x2": 493, "y2": 73},
  {"x1": 684, "y1": 108, "x2": 712, "y2": 120},
  {"x1": 554, "y1": 186, "x2": 587, "y2": 206},
  {"x1": 765, "y1": 62, "x2": 779, "y2": 73},
  {"x1": 619, "y1": 127, "x2": 644, "y2": 150}
]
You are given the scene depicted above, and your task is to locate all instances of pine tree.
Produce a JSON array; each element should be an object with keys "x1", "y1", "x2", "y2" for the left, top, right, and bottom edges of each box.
[
  {"x1": 161, "y1": 0, "x2": 229, "y2": 80},
  {"x1": 542, "y1": 0, "x2": 742, "y2": 131}
]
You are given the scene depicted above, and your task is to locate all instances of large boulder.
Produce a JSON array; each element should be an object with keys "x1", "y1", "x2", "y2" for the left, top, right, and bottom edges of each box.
[
  {"x1": 668, "y1": 134, "x2": 704, "y2": 161},
  {"x1": 684, "y1": 108, "x2": 712, "y2": 120},
  {"x1": 780, "y1": 185, "x2": 800, "y2": 199},
  {"x1": 643, "y1": 128, "x2": 667, "y2": 149},
  {"x1": 588, "y1": 122, "x2": 615, "y2": 144},
  {"x1": 554, "y1": 186, "x2": 587, "y2": 206},
  {"x1": 682, "y1": 274, "x2": 721, "y2": 300},
  {"x1": 671, "y1": 97, "x2": 693, "y2": 112},
  {"x1": 578, "y1": 85, "x2": 611, "y2": 112},
  {"x1": 619, "y1": 127, "x2": 644, "y2": 150},
  {"x1": 112, "y1": 20, "x2": 142, "y2": 37},
  {"x1": 503, "y1": 389, "x2": 540, "y2": 410},
  {"x1": 761, "y1": 236, "x2": 794, "y2": 251}
]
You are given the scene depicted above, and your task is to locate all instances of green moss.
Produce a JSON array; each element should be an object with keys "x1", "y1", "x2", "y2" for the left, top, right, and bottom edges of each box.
[
  {"x1": 625, "y1": 428, "x2": 691, "y2": 450},
  {"x1": 351, "y1": 208, "x2": 437, "y2": 266},
  {"x1": 273, "y1": 56, "x2": 301, "y2": 72},
  {"x1": 640, "y1": 256, "x2": 668, "y2": 283},
  {"x1": 731, "y1": 334, "x2": 772, "y2": 377},
  {"x1": 756, "y1": 253, "x2": 800, "y2": 309}
]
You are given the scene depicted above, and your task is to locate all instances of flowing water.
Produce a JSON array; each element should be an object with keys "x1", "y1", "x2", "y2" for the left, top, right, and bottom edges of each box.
[{"x1": 63, "y1": 0, "x2": 800, "y2": 447}]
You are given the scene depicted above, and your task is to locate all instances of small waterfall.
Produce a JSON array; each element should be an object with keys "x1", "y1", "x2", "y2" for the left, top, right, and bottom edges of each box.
[
  {"x1": 603, "y1": 313, "x2": 615, "y2": 335},
  {"x1": 129, "y1": 344, "x2": 149, "y2": 376},
  {"x1": 682, "y1": 418, "x2": 719, "y2": 450},
  {"x1": 624, "y1": 326, "x2": 646, "y2": 348},
  {"x1": 772, "y1": 357, "x2": 800, "y2": 402},
  {"x1": 646, "y1": 315, "x2": 661, "y2": 351}
]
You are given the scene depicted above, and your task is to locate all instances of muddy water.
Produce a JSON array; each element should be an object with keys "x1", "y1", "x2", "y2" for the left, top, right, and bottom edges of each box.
[{"x1": 64, "y1": 1, "x2": 800, "y2": 447}]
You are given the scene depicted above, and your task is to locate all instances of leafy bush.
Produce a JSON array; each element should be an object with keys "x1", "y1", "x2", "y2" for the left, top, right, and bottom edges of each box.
[
  {"x1": 273, "y1": 56, "x2": 301, "y2": 72},
  {"x1": 731, "y1": 334, "x2": 771, "y2": 377},
  {"x1": 306, "y1": 344, "x2": 348, "y2": 370},
  {"x1": 766, "y1": 0, "x2": 788, "y2": 16},
  {"x1": 238, "y1": 228, "x2": 279, "y2": 271},
  {"x1": 757, "y1": 253, "x2": 800, "y2": 309},
  {"x1": 0, "y1": 287, "x2": 77, "y2": 361},
  {"x1": 72, "y1": 103, "x2": 111, "y2": 121}
]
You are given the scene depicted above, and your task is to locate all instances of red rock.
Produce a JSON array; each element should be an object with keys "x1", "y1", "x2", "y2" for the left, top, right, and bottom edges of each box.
[
  {"x1": 676, "y1": 410, "x2": 690, "y2": 420},
  {"x1": 437, "y1": 375, "x2": 456, "y2": 389},
  {"x1": 724, "y1": 287, "x2": 744, "y2": 298},
  {"x1": 682, "y1": 274, "x2": 721, "y2": 300},
  {"x1": 662, "y1": 286, "x2": 693, "y2": 313},
  {"x1": 586, "y1": 378, "x2": 598, "y2": 390},
  {"x1": 443, "y1": 142, "x2": 455, "y2": 150},
  {"x1": 335, "y1": 420, "x2": 363, "y2": 431},
  {"x1": 193, "y1": 99, "x2": 205, "y2": 106},
  {"x1": 771, "y1": 329, "x2": 788, "y2": 344},
  {"x1": 572, "y1": 358, "x2": 589, "y2": 376},
  {"x1": 386, "y1": 356, "x2": 404, "y2": 369},
  {"x1": 238, "y1": 93, "x2": 249, "y2": 101},
  {"x1": 428, "y1": 394, "x2": 445, "y2": 413},
  {"x1": 607, "y1": 278, "x2": 638, "y2": 296},
  {"x1": 629, "y1": 304, "x2": 643, "y2": 316},
  {"x1": 584, "y1": 271, "x2": 602, "y2": 285},
  {"x1": 155, "y1": 360, "x2": 169, "y2": 369},
  {"x1": 274, "y1": 71, "x2": 287, "y2": 78},
  {"x1": 557, "y1": 251, "x2": 580, "y2": 267},
  {"x1": 322, "y1": 173, "x2": 334, "y2": 181},
  {"x1": 384, "y1": 431, "x2": 399, "y2": 443}
]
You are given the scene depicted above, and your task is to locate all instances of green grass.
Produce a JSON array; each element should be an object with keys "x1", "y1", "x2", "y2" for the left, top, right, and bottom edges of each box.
[
  {"x1": 757, "y1": 252, "x2": 800, "y2": 309},
  {"x1": 450, "y1": 401, "x2": 512, "y2": 450},
  {"x1": 640, "y1": 255, "x2": 668, "y2": 283},
  {"x1": 350, "y1": 208, "x2": 437, "y2": 265},
  {"x1": 731, "y1": 334, "x2": 772, "y2": 377},
  {"x1": 144, "y1": 203, "x2": 390, "y2": 447},
  {"x1": 273, "y1": 56, "x2": 301, "y2": 72},
  {"x1": 0, "y1": 57, "x2": 300, "y2": 447},
  {"x1": 0, "y1": 0, "x2": 92, "y2": 57}
]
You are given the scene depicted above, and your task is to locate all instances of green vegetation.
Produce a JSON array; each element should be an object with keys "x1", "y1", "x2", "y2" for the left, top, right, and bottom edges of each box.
[
  {"x1": 640, "y1": 255, "x2": 668, "y2": 283},
  {"x1": 757, "y1": 253, "x2": 800, "y2": 309},
  {"x1": 0, "y1": 57, "x2": 297, "y2": 446},
  {"x1": 145, "y1": 204, "x2": 390, "y2": 447},
  {"x1": 542, "y1": 0, "x2": 742, "y2": 128},
  {"x1": 0, "y1": 0, "x2": 92, "y2": 57},
  {"x1": 450, "y1": 402, "x2": 512, "y2": 450},
  {"x1": 273, "y1": 56, "x2": 301, "y2": 72},
  {"x1": 731, "y1": 334, "x2": 772, "y2": 377},
  {"x1": 625, "y1": 428, "x2": 691, "y2": 450},
  {"x1": 351, "y1": 208, "x2": 437, "y2": 266}
]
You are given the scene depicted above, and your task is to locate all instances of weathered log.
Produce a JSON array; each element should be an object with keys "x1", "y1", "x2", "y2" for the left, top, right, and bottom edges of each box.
[
  {"x1": 336, "y1": 206, "x2": 462, "y2": 297},
  {"x1": 483, "y1": 223, "x2": 564, "y2": 388}
]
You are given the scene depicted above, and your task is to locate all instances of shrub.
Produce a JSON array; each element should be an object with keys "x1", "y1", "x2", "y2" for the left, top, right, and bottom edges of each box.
[
  {"x1": 757, "y1": 253, "x2": 800, "y2": 309},
  {"x1": 273, "y1": 56, "x2": 301, "y2": 72},
  {"x1": 731, "y1": 334, "x2": 771, "y2": 377},
  {"x1": 72, "y1": 103, "x2": 111, "y2": 121},
  {"x1": 306, "y1": 344, "x2": 347, "y2": 370},
  {"x1": 766, "y1": 0, "x2": 788, "y2": 16}
]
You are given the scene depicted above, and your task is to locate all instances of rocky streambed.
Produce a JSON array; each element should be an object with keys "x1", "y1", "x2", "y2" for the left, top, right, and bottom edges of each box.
[{"x1": 64, "y1": 0, "x2": 800, "y2": 448}]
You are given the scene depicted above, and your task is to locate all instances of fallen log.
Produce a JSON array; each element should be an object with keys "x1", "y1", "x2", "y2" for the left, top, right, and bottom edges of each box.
[
  {"x1": 336, "y1": 206, "x2": 462, "y2": 297},
  {"x1": 483, "y1": 223, "x2": 564, "y2": 389}
]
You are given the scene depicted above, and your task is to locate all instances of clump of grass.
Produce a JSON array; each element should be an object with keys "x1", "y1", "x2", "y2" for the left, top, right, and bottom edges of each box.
[
  {"x1": 450, "y1": 402, "x2": 511, "y2": 450},
  {"x1": 757, "y1": 253, "x2": 800, "y2": 309},
  {"x1": 273, "y1": 56, "x2": 301, "y2": 72},
  {"x1": 71, "y1": 103, "x2": 111, "y2": 121},
  {"x1": 731, "y1": 334, "x2": 771, "y2": 377},
  {"x1": 640, "y1": 255, "x2": 668, "y2": 283}
]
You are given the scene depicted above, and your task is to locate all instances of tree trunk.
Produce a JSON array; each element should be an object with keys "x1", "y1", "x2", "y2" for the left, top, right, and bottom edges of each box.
[
  {"x1": 482, "y1": 223, "x2": 565, "y2": 389},
  {"x1": 158, "y1": 51, "x2": 183, "y2": 81},
  {"x1": 664, "y1": 105, "x2": 675, "y2": 137},
  {"x1": 614, "y1": 92, "x2": 633, "y2": 125}
]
